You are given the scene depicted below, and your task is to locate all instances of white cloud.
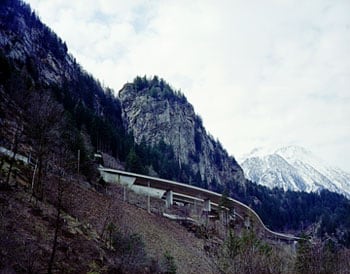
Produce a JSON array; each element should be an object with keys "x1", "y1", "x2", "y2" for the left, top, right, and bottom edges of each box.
[{"x1": 25, "y1": 0, "x2": 350, "y2": 171}]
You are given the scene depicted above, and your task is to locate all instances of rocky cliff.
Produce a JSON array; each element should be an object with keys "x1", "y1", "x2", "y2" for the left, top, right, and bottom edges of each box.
[
  {"x1": 119, "y1": 76, "x2": 246, "y2": 189},
  {"x1": 0, "y1": 0, "x2": 121, "y2": 124},
  {"x1": 0, "y1": 0, "x2": 127, "y2": 178},
  {"x1": 0, "y1": 1, "x2": 246, "y2": 191},
  {"x1": 0, "y1": 0, "x2": 75, "y2": 85}
]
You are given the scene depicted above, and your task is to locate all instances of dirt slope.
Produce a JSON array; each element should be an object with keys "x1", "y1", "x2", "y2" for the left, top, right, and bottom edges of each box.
[{"x1": 0, "y1": 166, "x2": 218, "y2": 273}]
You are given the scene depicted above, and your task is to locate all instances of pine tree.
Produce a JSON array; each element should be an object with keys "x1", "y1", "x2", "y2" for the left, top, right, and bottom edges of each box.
[
  {"x1": 125, "y1": 147, "x2": 144, "y2": 174},
  {"x1": 163, "y1": 251, "x2": 177, "y2": 274},
  {"x1": 295, "y1": 234, "x2": 312, "y2": 274}
]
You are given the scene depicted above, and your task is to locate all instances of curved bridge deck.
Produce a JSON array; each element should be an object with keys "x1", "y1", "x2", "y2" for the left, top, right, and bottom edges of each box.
[{"x1": 99, "y1": 167, "x2": 300, "y2": 242}]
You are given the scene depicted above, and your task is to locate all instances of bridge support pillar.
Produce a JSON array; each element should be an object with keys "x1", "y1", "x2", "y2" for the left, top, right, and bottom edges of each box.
[
  {"x1": 292, "y1": 240, "x2": 297, "y2": 252},
  {"x1": 203, "y1": 198, "x2": 211, "y2": 212},
  {"x1": 230, "y1": 208, "x2": 236, "y2": 221},
  {"x1": 244, "y1": 216, "x2": 251, "y2": 229},
  {"x1": 165, "y1": 190, "x2": 173, "y2": 208}
]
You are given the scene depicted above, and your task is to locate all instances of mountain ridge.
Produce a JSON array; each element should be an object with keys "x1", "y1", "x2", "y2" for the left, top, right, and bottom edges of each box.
[{"x1": 240, "y1": 145, "x2": 350, "y2": 198}]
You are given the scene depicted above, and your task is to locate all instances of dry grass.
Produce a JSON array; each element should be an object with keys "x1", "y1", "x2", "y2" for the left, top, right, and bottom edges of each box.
[{"x1": 0, "y1": 166, "x2": 219, "y2": 273}]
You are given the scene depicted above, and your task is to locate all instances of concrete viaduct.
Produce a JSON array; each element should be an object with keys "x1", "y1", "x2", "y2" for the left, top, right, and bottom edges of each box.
[{"x1": 99, "y1": 167, "x2": 300, "y2": 242}]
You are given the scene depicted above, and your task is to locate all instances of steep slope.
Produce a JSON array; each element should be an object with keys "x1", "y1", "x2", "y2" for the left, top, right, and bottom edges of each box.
[
  {"x1": 2, "y1": 0, "x2": 350, "y2": 251},
  {"x1": 0, "y1": 0, "x2": 129, "y2": 177},
  {"x1": 240, "y1": 146, "x2": 350, "y2": 198},
  {"x1": 0, "y1": 0, "x2": 74, "y2": 85},
  {"x1": 0, "y1": 161, "x2": 218, "y2": 273},
  {"x1": 119, "y1": 77, "x2": 246, "y2": 190},
  {"x1": 241, "y1": 154, "x2": 307, "y2": 191}
]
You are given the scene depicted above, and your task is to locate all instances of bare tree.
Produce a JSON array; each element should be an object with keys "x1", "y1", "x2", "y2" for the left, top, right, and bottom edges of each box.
[
  {"x1": 47, "y1": 170, "x2": 64, "y2": 274},
  {"x1": 0, "y1": 91, "x2": 26, "y2": 187},
  {"x1": 47, "y1": 144, "x2": 73, "y2": 274},
  {"x1": 5, "y1": 123, "x2": 24, "y2": 185},
  {"x1": 100, "y1": 195, "x2": 124, "y2": 249},
  {"x1": 25, "y1": 91, "x2": 64, "y2": 200}
]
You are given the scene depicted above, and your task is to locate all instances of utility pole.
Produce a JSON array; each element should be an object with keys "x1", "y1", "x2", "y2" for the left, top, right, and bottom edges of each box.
[{"x1": 147, "y1": 181, "x2": 151, "y2": 213}]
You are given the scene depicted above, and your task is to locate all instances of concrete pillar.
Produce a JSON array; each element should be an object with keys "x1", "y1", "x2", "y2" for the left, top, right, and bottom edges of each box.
[
  {"x1": 194, "y1": 199, "x2": 198, "y2": 215},
  {"x1": 244, "y1": 216, "x2": 251, "y2": 229},
  {"x1": 203, "y1": 198, "x2": 211, "y2": 212},
  {"x1": 230, "y1": 208, "x2": 236, "y2": 221},
  {"x1": 292, "y1": 240, "x2": 297, "y2": 252},
  {"x1": 165, "y1": 190, "x2": 173, "y2": 208}
]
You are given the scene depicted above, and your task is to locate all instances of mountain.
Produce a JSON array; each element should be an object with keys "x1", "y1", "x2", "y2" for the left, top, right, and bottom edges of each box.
[
  {"x1": 0, "y1": 0, "x2": 245, "y2": 192},
  {"x1": 1, "y1": 0, "x2": 350, "y2": 256},
  {"x1": 0, "y1": 0, "x2": 246, "y2": 198},
  {"x1": 0, "y1": 0, "x2": 131, "y2": 180},
  {"x1": 240, "y1": 145, "x2": 350, "y2": 198},
  {"x1": 119, "y1": 77, "x2": 246, "y2": 190}
]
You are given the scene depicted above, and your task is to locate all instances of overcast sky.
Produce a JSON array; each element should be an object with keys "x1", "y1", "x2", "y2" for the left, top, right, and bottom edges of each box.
[{"x1": 25, "y1": 0, "x2": 350, "y2": 171}]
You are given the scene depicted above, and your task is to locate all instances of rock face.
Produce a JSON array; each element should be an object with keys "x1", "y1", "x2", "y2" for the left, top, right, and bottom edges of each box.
[
  {"x1": 1, "y1": 1, "x2": 246, "y2": 191},
  {"x1": 0, "y1": 1, "x2": 123, "y2": 127},
  {"x1": 0, "y1": 0, "x2": 127, "y2": 174},
  {"x1": 119, "y1": 78, "x2": 246, "y2": 189},
  {"x1": 0, "y1": 1, "x2": 76, "y2": 86}
]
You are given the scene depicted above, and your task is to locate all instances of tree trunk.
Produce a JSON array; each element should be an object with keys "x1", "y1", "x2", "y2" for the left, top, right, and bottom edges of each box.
[
  {"x1": 5, "y1": 126, "x2": 21, "y2": 185},
  {"x1": 47, "y1": 174, "x2": 63, "y2": 274}
]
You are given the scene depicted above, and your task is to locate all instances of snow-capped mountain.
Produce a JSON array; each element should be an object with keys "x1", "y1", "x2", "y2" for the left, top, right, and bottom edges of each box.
[{"x1": 240, "y1": 146, "x2": 350, "y2": 198}]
